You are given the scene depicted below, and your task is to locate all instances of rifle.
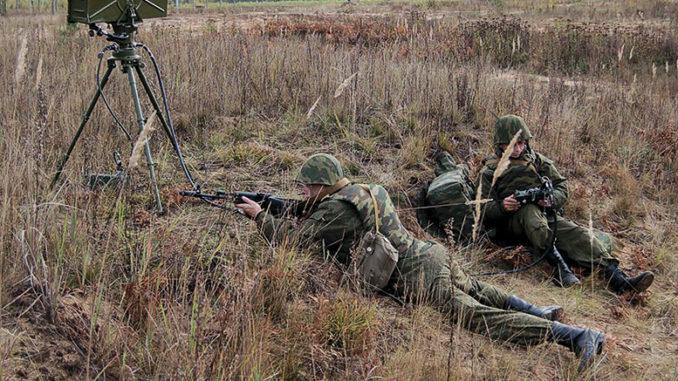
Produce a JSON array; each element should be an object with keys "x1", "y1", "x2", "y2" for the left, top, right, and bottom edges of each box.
[
  {"x1": 513, "y1": 176, "x2": 555, "y2": 206},
  {"x1": 180, "y1": 189, "x2": 308, "y2": 217},
  {"x1": 511, "y1": 176, "x2": 579, "y2": 286}
]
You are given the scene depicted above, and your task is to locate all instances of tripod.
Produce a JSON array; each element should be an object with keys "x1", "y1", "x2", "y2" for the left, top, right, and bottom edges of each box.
[{"x1": 50, "y1": 22, "x2": 196, "y2": 213}]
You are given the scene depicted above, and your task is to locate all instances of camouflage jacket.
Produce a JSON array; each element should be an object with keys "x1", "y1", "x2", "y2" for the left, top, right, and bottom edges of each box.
[
  {"x1": 255, "y1": 183, "x2": 426, "y2": 264},
  {"x1": 475, "y1": 148, "x2": 568, "y2": 225}
]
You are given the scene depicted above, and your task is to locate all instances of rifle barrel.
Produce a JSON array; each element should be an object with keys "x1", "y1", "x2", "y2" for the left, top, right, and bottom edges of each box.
[{"x1": 179, "y1": 189, "x2": 306, "y2": 217}]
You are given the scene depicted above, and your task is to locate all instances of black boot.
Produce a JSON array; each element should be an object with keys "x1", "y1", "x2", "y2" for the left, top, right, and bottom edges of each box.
[
  {"x1": 505, "y1": 295, "x2": 563, "y2": 321},
  {"x1": 604, "y1": 264, "x2": 654, "y2": 294},
  {"x1": 545, "y1": 246, "x2": 581, "y2": 288},
  {"x1": 551, "y1": 321, "x2": 605, "y2": 372}
]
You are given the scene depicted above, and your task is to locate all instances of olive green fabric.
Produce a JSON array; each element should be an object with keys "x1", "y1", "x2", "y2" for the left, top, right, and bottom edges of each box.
[
  {"x1": 255, "y1": 197, "x2": 361, "y2": 264},
  {"x1": 434, "y1": 151, "x2": 459, "y2": 176},
  {"x1": 506, "y1": 204, "x2": 617, "y2": 267},
  {"x1": 493, "y1": 115, "x2": 533, "y2": 145},
  {"x1": 477, "y1": 149, "x2": 567, "y2": 224},
  {"x1": 296, "y1": 153, "x2": 345, "y2": 186},
  {"x1": 256, "y1": 182, "x2": 553, "y2": 346},
  {"x1": 419, "y1": 152, "x2": 475, "y2": 241},
  {"x1": 331, "y1": 184, "x2": 415, "y2": 253},
  {"x1": 392, "y1": 241, "x2": 552, "y2": 345},
  {"x1": 476, "y1": 148, "x2": 617, "y2": 267}
]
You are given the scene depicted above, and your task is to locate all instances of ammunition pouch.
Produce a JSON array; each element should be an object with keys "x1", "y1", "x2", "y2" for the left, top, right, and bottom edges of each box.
[
  {"x1": 345, "y1": 185, "x2": 399, "y2": 293},
  {"x1": 352, "y1": 231, "x2": 399, "y2": 291}
]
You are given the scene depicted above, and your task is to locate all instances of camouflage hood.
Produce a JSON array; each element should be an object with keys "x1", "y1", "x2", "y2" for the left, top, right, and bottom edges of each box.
[{"x1": 493, "y1": 115, "x2": 533, "y2": 145}]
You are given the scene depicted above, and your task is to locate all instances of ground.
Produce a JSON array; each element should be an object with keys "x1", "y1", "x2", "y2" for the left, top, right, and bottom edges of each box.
[{"x1": 0, "y1": 1, "x2": 676, "y2": 380}]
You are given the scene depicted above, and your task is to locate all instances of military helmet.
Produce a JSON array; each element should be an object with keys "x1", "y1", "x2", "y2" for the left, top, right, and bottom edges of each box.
[
  {"x1": 296, "y1": 153, "x2": 344, "y2": 186},
  {"x1": 493, "y1": 115, "x2": 533, "y2": 145}
]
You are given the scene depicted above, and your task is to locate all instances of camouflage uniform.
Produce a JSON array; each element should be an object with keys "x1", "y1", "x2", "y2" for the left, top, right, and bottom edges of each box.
[
  {"x1": 476, "y1": 115, "x2": 653, "y2": 294},
  {"x1": 476, "y1": 147, "x2": 617, "y2": 268},
  {"x1": 255, "y1": 156, "x2": 555, "y2": 346}
]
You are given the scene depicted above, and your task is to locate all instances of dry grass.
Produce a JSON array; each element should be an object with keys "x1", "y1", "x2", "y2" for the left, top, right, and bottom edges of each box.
[
  {"x1": 128, "y1": 111, "x2": 158, "y2": 170},
  {"x1": 0, "y1": 2, "x2": 677, "y2": 380}
]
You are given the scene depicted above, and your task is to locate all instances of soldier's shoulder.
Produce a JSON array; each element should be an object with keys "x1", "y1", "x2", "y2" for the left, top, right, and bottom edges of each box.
[
  {"x1": 370, "y1": 183, "x2": 390, "y2": 197},
  {"x1": 308, "y1": 198, "x2": 355, "y2": 221},
  {"x1": 331, "y1": 183, "x2": 367, "y2": 202},
  {"x1": 319, "y1": 197, "x2": 355, "y2": 212},
  {"x1": 479, "y1": 155, "x2": 498, "y2": 174},
  {"x1": 534, "y1": 151, "x2": 555, "y2": 165}
]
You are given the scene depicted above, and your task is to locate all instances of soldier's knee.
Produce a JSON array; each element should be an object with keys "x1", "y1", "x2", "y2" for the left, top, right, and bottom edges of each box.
[
  {"x1": 519, "y1": 205, "x2": 550, "y2": 248},
  {"x1": 518, "y1": 204, "x2": 546, "y2": 222},
  {"x1": 450, "y1": 290, "x2": 483, "y2": 324}
]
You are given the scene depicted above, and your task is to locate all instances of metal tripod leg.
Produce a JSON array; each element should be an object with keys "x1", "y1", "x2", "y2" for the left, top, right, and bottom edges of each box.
[
  {"x1": 133, "y1": 64, "x2": 195, "y2": 186},
  {"x1": 50, "y1": 61, "x2": 116, "y2": 189},
  {"x1": 124, "y1": 64, "x2": 164, "y2": 213}
]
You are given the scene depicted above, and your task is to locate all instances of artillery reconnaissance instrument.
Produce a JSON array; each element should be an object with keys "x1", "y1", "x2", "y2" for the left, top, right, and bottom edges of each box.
[
  {"x1": 54, "y1": 0, "x2": 284, "y2": 214},
  {"x1": 52, "y1": 0, "x2": 197, "y2": 213},
  {"x1": 67, "y1": 0, "x2": 167, "y2": 24}
]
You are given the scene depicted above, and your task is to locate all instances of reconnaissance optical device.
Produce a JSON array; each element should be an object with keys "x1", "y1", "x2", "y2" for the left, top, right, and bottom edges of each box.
[
  {"x1": 55, "y1": 0, "x2": 236, "y2": 214},
  {"x1": 68, "y1": 0, "x2": 167, "y2": 25},
  {"x1": 52, "y1": 0, "x2": 198, "y2": 214}
]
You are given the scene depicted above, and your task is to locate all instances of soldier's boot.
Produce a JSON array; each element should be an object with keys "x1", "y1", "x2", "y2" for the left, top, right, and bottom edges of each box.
[
  {"x1": 550, "y1": 321, "x2": 605, "y2": 372},
  {"x1": 545, "y1": 246, "x2": 581, "y2": 288},
  {"x1": 603, "y1": 264, "x2": 654, "y2": 294},
  {"x1": 505, "y1": 295, "x2": 563, "y2": 321}
]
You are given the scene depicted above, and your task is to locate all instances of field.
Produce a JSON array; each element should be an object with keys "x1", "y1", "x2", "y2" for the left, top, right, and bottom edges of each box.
[{"x1": 0, "y1": 0, "x2": 677, "y2": 380}]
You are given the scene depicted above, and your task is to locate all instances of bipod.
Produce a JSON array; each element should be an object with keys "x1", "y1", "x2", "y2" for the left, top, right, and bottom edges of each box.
[{"x1": 50, "y1": 22, "x2": 197, "y2": 214}]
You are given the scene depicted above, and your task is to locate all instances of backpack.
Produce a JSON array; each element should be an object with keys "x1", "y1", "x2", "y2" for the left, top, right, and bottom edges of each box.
[{"x1": 417, "y1": 152, "x2": 476, "y2": 241}]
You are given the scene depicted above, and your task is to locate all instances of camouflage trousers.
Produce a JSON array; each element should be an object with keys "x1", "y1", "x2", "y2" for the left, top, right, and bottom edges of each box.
[
  {"x1": 504, "y1": 204, "x2": 618, "y2": 268},
  {"x1": 392, "y1": 241, "x2": 552, "y2": 346}
]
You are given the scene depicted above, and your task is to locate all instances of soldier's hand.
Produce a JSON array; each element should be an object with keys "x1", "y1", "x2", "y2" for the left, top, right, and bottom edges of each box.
[
  {"x1": 235, "y1": 196, "x2": 262, "y2": 219},
  {"x1": 503, "y1": 195, "x2": 521, "y2": 212}
]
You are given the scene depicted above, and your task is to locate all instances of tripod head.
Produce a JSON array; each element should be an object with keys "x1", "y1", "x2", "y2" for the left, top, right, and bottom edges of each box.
[
  {"x1": 88, "y1": 22, "x2": 141, "y2": 62},
  {"x1": 84, "y1": 0, "x2": 157, "y2": 63},
  {"x1": 71, "y1": 0, "x2": 166, "y2": 60},
  {"x1": 88, "y1": 21, "x2": 137, "y2": 45}
]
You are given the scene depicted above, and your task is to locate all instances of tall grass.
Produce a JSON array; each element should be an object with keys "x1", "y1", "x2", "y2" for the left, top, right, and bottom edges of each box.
[{"x1": 0, "y1": 7, "x2": 676, "y2": 379}]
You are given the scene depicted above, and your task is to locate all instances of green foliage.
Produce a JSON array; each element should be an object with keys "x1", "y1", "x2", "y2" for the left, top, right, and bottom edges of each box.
[
  {"x1": 317, "y1": 294, "x2": 377, "y2": 354},
  {"x1": 401, "y1": 133, "x2": 430, "y2": 168},
  {"x1": 254, "y1": 247, "x2": 307, "y2": 321}
]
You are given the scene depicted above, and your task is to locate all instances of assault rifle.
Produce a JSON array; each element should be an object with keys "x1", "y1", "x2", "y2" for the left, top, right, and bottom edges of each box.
[
  {"x1": 180, "y1": 189, "x2": 308, "y2": 217},
  {"x1": 513, "y1": 176, "x2": 555, "y2": 207},
  {"x1": 497, "y1": 177, "x2": 580, "y2": 287}
]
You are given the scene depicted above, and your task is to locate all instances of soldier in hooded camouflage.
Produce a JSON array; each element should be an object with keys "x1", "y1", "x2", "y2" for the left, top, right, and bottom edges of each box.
[
  {"x1": 476, "y1": 114, "x2": 655, "y2": 293},
  {"x1": 236, "y1": 153, "x2": 605, "y2": 371}
]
